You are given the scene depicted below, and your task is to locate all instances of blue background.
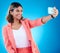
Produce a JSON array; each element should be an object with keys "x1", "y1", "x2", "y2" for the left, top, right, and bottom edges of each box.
[{"x1": 0, "y1": 0, "x2": 60, "y2": 53}]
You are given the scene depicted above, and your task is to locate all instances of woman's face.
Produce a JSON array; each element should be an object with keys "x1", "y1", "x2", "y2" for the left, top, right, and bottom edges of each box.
[{"x1": 10, "y1": 6, "x2": 23, "y2": 20}]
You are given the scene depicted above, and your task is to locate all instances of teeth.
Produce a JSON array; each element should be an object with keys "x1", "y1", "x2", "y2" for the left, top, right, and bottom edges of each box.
[
  {"x1": 18, "y1": 15, "x2": 21, "y2": 16},
  {"x1": 18, "y1": 16, "x2": 21, "y2": 18}
]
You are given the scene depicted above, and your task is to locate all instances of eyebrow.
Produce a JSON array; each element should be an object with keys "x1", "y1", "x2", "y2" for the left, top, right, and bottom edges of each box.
[
  {"x1": 16, "y1": 8, "x2": 23, "y2": 11},
  {"x1": 10, "y1": 7, "x2": 16, "y2": 11}
]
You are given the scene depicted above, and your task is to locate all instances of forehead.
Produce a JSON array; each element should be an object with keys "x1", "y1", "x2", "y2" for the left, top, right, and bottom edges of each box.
[{"x1": 14, "y1": 6, "x2": 22, "y2": 10}]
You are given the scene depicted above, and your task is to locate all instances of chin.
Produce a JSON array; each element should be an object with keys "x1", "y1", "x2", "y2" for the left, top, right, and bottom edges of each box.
[{"x1": 17, "y1": 17, "x2": 21, "y2": 20}]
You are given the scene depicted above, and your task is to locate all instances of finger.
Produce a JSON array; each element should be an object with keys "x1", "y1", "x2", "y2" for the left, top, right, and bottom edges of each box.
[
  {"x1": 53, "y1": 11, "x2": 58, "y2": 16},
  {"x1": 52, "y1": 14, "x2": 57, "y2": 17},
  {"x1": 54, "y1": 9, "x2": 58, "y2": 14},
  {"x1": 54, "y1": 9, "x2": 57, "y2": 13},
  {"x1": 53, "y1": 8, "x2": 56, "y2": 11},
  {"x1": 53, "y1": 9, "x2": 58, "y2": 13}
]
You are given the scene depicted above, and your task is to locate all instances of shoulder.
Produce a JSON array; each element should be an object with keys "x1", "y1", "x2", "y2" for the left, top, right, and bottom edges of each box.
[
  {"x1": 2, "y1": 25, "x2": 7, "y2": 31},
  {"x1": 2, "y1": 23, "x2": 10, "y2": 31},
  {"x1": 22, "y1": 18, "x2": 30, "y2": 22},
  {"x1": 22, "y1": 18, "x2": 29, "y2": 21}
]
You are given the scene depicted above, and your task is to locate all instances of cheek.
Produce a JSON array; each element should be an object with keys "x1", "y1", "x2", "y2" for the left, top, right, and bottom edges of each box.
[
  {"x1": 12, "y1": 11, "x2": 22, "y2": 19},
  {"x1": 13, "y1": 12, "x2": 18, "y2": 17},
  {"x1": 13, "y1": 13, "x2": 22, "y2": 19}
]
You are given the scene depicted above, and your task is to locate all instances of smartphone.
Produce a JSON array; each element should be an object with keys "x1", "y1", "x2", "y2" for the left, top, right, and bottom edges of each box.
[{"x1": 48, "y1": 7, "x2": 54, "y2": 14}]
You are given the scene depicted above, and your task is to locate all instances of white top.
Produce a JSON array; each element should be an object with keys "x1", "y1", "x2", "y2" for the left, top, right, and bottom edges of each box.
[{"x1": 12, "y1": 25, "x2": 31, "y2": 48}]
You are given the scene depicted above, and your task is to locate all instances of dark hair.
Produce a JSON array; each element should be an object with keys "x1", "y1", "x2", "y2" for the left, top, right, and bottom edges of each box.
[{"x1": 6, "y1": 2, "x2": 23, "y2": 23}]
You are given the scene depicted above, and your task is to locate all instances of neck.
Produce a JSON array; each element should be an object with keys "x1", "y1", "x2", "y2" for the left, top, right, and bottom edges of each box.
[{"x1": 12, "y1": 19, "x2": 21, "y2": 26}]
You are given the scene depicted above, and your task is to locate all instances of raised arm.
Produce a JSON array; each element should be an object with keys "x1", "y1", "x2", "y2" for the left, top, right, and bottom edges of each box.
[
  {"x1": 25, "y1": 7, "x2": 58, "y2": 28},
  {"x1": 41, "y1": 7, "x2": 58, "y2": 24}
]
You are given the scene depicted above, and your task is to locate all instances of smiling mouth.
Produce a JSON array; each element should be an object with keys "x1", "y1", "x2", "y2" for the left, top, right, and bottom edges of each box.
[
  {"x1": 17, "y1": 15, "x2": 21, "y2": 16},
  {"x1": 16, "y1": 15, "x2": 22, "y2": 19}
]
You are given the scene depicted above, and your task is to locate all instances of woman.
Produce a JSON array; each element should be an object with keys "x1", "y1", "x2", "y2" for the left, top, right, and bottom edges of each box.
[{"x1": 2, "y1": 2, "x2": 58, "y2": 53}]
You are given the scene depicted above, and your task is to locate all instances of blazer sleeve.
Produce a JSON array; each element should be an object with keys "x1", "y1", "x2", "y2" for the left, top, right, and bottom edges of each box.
[
  {"x1": 26, "y1": 18, "x2": 43, "y2": 28},
  {"x1": 2, "y1": 26, "x2": 15, "y2": 53}
]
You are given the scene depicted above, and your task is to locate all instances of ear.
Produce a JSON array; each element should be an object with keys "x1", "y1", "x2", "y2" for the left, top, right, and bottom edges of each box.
[{"x1": 10, "y1": 11, "x2": 13, "y2": 15}]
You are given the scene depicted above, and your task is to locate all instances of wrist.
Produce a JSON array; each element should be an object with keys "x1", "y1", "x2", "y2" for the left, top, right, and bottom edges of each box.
[{"x1": 50, "y1": 15, "x2": 55, "y2": 19}]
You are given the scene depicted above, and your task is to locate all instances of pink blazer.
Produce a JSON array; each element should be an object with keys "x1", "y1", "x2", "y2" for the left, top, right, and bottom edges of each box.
[{"x1": 2, "y1": 18, "x2": 43, "y2": 53}]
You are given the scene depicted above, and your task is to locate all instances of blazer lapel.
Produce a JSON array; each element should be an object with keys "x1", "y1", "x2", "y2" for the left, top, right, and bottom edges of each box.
[
  {"x1": 20, "y1": 20, "x2": 32, "y2": 41},
  {"x1": 7, "y1": 23, "x2": 16, "y2": 51},
  {"x1": 7, "y1": 19, "x2": 32, "y2": 51}
]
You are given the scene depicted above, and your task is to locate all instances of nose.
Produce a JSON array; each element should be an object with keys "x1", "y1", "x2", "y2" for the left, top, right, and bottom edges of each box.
[{"x1": 19, "y1": 11, "x2": 23, "y2": 15}]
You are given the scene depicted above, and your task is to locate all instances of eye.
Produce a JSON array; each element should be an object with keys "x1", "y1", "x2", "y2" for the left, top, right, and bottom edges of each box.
[
  {"x1": 21, "y1": 10, "x2": 23, "y2": 12},
  {"x1": 16, "y1": 9, "x2": 23, "y2": 12},
  {"x1": 16, "y1": 9, "x2": 20, "y2": 12}
]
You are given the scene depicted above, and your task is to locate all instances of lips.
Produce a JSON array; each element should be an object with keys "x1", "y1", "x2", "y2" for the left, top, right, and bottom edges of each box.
[
  {"x1": 16, "y1": 14, "x2": 21, "y2": 19},
  {"x1": 17, "y1": 14, "x2": 21, "y2": 17}
]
